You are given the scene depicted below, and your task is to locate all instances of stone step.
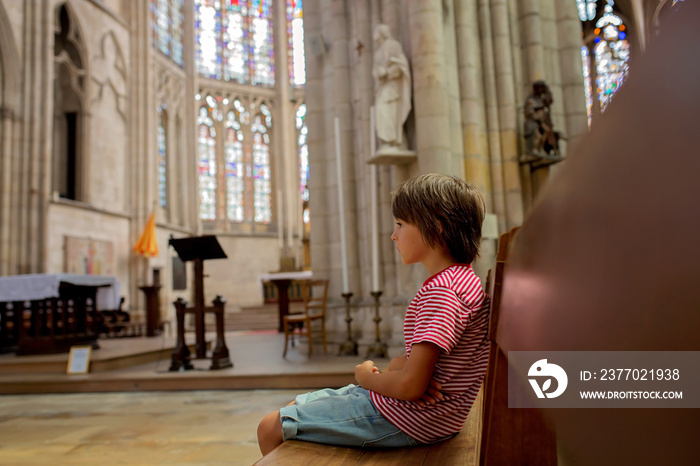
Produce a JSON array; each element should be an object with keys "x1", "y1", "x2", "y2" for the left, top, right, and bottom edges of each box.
[{"x1": 204, "y1": 304, "x2": 281, "y2": 332}]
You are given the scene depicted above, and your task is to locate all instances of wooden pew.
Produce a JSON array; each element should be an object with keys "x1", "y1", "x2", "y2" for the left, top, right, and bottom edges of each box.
[
  {"x1": 479, "y1": 228, "x2": 556, "y2": 466},
  {"x1": 255, "y1": 228, "x2": 552, "y2": 465}
]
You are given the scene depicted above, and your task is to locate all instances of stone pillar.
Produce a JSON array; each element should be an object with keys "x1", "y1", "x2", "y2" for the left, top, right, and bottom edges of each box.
[
  {"x1": 443, "y1": 0, "x2": 466, "y2": 178},
  {"x1": 274, "y1": 0, "x2": 297, "y2": 264},
  {"x1": 520, "y1": 0, "x2": 546, "y2": 82},
  {"x1": 490, "y1": 0, "x2": 524, "y2": 229},
  {"x1": 477, "y1": 0, "x2": 508, "y2": 234},
  {"x1": 17, "y1": 0, "x2": 55, "y2": 274},
  {"x1": 455, "y1": 0, "x2": 497, "y2": 281},
  {"x1": 0, "y1": 107, "x2": 15, "y2": 276},
  {"x1": 129, "y1": 0, "x2": 154, "y2": 302},
  {"x1": 455, "y1": 0, "x2": 491, "y2": 207},
  {"x1": 554, "y1": 0, "x2": 589, "y2": 153},
  {"x1": 330, "y1": 0, "x2": 358, "y2": 298},
  {"x1": 407, "y1": 0, "x2": 455, "y2": 175}
]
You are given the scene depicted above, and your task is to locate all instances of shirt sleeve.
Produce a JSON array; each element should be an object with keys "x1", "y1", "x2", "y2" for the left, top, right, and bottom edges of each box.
[{"x1": 410, "y1": 286, "x2": 462, "y2": 354}]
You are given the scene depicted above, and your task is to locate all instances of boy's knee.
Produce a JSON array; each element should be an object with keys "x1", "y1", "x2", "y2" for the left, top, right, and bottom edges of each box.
[{"x1": 257, "y1": 410, "x2": 284, "y2": 455}]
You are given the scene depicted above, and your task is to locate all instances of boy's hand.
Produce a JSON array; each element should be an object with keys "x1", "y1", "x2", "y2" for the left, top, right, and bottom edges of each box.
[
  {"x1": 354, "y1": 360, "x2": 379, "y2": 386},
  {"x1": 417, "y1": 379, "x2": 445, "y2": 407}
]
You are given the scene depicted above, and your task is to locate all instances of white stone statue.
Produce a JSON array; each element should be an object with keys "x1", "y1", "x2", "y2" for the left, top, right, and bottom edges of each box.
[{"x1": 372, "y1": 24, "x2": 412, "y2": 154}]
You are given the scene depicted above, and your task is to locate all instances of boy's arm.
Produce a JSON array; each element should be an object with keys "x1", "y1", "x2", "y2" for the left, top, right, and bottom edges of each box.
[
  {"x1": 383, "y1": 353, "x2": 407, "y2": 372},
  {"x1": 355, "y1": 342, "x2": 441, "y2": 401}
]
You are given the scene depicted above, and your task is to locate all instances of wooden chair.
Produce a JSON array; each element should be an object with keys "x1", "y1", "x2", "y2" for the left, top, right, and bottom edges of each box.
[{"x1": 282, "y1": 279, "x2": 329, "y2": 357}]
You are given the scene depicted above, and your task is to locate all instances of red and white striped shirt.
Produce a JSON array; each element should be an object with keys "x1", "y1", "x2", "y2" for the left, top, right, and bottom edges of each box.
[{"x1": 370, "y1": 264, "x2": 490, "y2": 444}]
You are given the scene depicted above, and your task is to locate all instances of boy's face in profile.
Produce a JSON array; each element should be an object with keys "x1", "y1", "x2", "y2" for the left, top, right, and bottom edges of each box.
[{"x1": 391, "y1": 219, "x2": 430, "y2": 265}]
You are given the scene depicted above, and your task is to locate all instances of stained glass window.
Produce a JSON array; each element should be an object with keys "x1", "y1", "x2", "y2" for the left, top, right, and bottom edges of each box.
[
  {"x1": 296, "y1": 104, "x2": 309, "y2": 204},
  {"x1": 581, "y1": 47, "x2": 593, "y2": 126},
  {"x1": 151, "y1": 0, "x2": 184, "y2": 67},
  {"x1": 197, "y1": 93, "x2": 272, "y2": 225},
  {"x1": 197, "y1": 98, "x2": 217, "y2": 221},
  {"x1": 287, "y1": 0, "x2": 306, "y2": 87},
  {"x1": 252, "y1": 104, "x2": 272, "y2": 223},
  {"x1": 577, "y1": 0, "x2": 597, "y2": 21},
  {"x1": 579, "y1": 0, "x2": 630, "y2": 123},
  {"x1": 195, "y1": 0, "x2": 275, "y2": 87},
  {"x1": 225, "y1": 102, "x2": 245, "y2": 222},
  {"x1": 593, "y1": 3, "x2": 629, "y2": 111},
  {"x1": 171, "y1": 0, "x2": 183, "y2": 66},
  {"x1": 157, "y1": 106, "x2": 168, "y2": 209}
]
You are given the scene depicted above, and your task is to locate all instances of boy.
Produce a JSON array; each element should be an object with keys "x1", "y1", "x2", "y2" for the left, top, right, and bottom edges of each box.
[{"x1": 257, "y1": 173, "x2": 490, "y2": 455}]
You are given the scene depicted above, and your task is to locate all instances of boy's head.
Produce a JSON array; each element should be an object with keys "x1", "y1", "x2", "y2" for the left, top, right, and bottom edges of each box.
[{"x1": 391, "y1": 173, "x2": 485, "y2": 264}]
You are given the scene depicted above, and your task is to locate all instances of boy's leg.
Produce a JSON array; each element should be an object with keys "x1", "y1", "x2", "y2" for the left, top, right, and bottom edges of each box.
[
  {"x1": 257, "y1": 409, "x2": 283, "y2": 455},
  {"x1": 258, "y1": 399, "x2": 297, "y2": 455},
  {"x1": 280, "y1": 385, "x2": 417, "y2": 448}
]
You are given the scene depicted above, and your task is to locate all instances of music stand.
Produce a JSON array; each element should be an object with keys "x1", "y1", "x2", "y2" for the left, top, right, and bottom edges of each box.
[{"x1": 169, "y1": 236, "x2": 229, "y2": 368}]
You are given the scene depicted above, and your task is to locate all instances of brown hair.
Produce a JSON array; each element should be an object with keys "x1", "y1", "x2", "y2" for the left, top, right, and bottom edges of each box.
[{"x1": 391, "y1": 173, "x2": 485, "y2": 264}]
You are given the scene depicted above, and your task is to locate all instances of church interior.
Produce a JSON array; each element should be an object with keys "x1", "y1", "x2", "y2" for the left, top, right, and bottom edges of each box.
[{"x1": 1, "y1": 0, "x2": 698, "y2": 465}]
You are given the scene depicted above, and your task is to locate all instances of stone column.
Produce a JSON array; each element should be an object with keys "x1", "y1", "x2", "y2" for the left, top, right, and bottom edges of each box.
[
  {"x1": 305, "y1": 0, "x2": 327, "y2": 281},
  {"x1": 348, "y1": 0, "x2": 378, "y2": 298},
  {"x1": 129, "y1": 0, "x2": 153, "y2": 301},
  {"x1": 274, "y1": 0, "x2": 297, "y2": 264},
  {"x1": 477, "y1": 0, "x2": 507, "y2": 234},
  {"x1": 455, "y1": 0, "x2": 497, "y2": 280},
  {"x1": 491, "y1": 0, "x2": 524, "y2": 229},
  {"x1": 17, "y1": 0, "x2": 55, "y2": 273},
  {"x1": 0, "y1": 107, "x2": 15, "y2": 275},
  {"x1": 455, "y1": 0, "x2": 491, "y2": 207},
  {"x1": 554, "y1": 0, "x2": 589, "y2": 152},
  {"x1": 407, "y1": 0, "x2": 455, "y2": 175},
  {"x1": 520, "y1": 0, "x2": 545, "y2": 82}
]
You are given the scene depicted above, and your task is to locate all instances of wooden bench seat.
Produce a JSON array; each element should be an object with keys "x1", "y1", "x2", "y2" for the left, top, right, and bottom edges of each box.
[{"x1": 254, "y1": 389, "x2": 483, "y2": 466}]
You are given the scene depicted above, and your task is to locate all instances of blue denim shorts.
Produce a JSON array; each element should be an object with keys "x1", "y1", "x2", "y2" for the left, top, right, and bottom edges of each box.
[{"x1": 279, "y1": 384, "x2": 419, "y2": 448}]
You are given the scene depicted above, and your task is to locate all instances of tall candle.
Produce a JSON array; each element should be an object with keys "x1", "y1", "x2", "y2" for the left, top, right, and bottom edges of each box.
[
  {"x1": 334, "y1": 117, "x2": 350, "y2": 293},
  {"x1": 370, "y1": 107, "x2": 380, "y2": 291}
]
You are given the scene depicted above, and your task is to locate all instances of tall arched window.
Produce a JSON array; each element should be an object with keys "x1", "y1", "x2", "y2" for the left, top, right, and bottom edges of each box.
[
  {"x1": 579, "y1": 0, "x2": 630, "y2": 125},
  {"x1": 287, "y1": 0, "x2": 305, "y2": 87},
  {"x1": 296, "y1": 102, "x2": 310, "y2": 230},
  {"x1": 195, "y1": 0, "x2": 275, "y2": 86},
  {"x1": 296, "y1": 103, "x2": 308, "y2": 204},
  {"x1": 197, "y1": 101, "x2": 217, "y2": 221},
  {"x1": 53, "y1": 3, "x2": 86, "y2": 201},
  {"x1": 157, "y1": 105, "x2": 168, "y2": 208},
  {"x1": 193, "y1": 0, "x2": 305, "y2": 236},
  {"x1": 151, "y1": 0, "x2": 184, "y2": 67},
  {"x1": 197, "y1": 93, "x2": 272, "y2": 228}
]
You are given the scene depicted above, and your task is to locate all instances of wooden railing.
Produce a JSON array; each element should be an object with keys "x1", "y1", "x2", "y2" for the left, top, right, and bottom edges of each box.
[{"x1": 0, "y1": 284, "x2": 101, "y2": 355}]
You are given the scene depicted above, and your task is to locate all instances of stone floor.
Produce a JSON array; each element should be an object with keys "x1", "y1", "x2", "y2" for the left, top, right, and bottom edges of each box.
[
  {"x1": 0, "y1": 331, "x2": 403, "y2": 465},
  {"x1": 0, "y1": 389, "x2": 299, "y2": 465}
]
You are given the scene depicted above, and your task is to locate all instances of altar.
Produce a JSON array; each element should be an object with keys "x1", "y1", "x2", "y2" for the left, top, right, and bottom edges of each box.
[{"x1": 0, "y1": 274, "x2": 121, "y2": 355}]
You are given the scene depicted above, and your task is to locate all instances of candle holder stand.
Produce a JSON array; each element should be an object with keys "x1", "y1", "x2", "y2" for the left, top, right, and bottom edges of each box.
[
  {"x1": 366, "y1": 291, "x2": 388, "y2": 359},
  {"x1": 338, "y1": 292, "x2": 358, "y2": 356}
]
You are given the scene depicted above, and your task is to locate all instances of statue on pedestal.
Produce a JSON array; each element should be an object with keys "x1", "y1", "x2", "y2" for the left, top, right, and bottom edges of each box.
[
  {"x1": 372, "y1": 25, "x2": 412, "y2": 155},
  {"x1": 523, "y1": 80, "x2": 561, "y2": 162}
]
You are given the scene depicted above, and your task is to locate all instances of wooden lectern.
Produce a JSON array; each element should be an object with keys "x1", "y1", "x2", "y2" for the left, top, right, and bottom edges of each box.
[{"x1": 168, "y1": 235, "x2": 232, "y2": 371}]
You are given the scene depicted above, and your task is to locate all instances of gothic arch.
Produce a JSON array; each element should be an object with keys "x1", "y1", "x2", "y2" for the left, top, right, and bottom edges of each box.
[
  {"x1": 0, "y1": 2, "x2": 20, "y2": 112},
  {"x1": 0, "y1": 1, "x2": 21, "y2": 275},
  {"x1": 53, "y1": 2, "x2": 89, "y2": 201}
]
